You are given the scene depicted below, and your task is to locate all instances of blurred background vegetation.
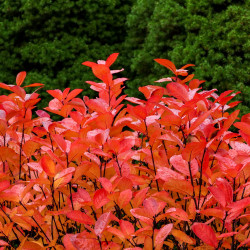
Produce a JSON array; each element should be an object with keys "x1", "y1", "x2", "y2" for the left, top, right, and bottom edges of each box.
[{"x1": 0, "y1": 0, "x2": 249, "y2": 115}]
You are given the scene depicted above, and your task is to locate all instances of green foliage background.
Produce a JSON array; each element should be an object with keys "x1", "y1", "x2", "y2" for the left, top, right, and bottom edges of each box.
[{"x1": 0, "y1": 0, "x2": 249, "y2": 114}]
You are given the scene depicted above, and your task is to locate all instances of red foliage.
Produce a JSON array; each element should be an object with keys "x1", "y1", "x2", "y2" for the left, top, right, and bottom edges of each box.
[{"x1": 0, "y1": 53, "x2": 249, "y2": 249}]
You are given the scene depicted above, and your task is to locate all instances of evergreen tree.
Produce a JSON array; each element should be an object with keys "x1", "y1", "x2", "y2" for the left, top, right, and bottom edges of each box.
[
  {"x1": 0, "y1": 0, "x2": 133, "y2": 107},
  {"x1": 125, "y1": 0, "x2": 250, "y2": 114}
]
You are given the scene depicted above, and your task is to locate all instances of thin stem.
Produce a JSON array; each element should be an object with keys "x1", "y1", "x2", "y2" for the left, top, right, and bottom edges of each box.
[
  {"x1": 198, "y1": 149, "x2": 206, "y2": 209},
  {"x1": 19, "y1": 201, "x2": 51, "y2": 243}
]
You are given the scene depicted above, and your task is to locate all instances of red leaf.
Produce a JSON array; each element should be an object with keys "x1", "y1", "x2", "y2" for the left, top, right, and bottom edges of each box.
[
  {"x1": 0, "y1": 82, "x2": 11, "y2": 91},
  {"x1": 200, "y1": 208, "x2": 225, "y2": 219},
  {"x1": 73, "y1": 188, "x2": 91, "y2": 204},
  {"x1": 118, "y1": 189, "x2": 132, "y2": 208},
  {"x1": 54, "y1": 167, "x2": 75, "y2": 189},
  {"x1": 85, "y1": 98, "x2": 109, "y2": 113},
  {"x1": 181, "y1": 64, "x2": 195, "y2": 70},
  {"x1": 52, "y1": 134, "x2": 68, "y2": 153},
  {"x1": 105, "y1": 53, "x2": 119, "y2": 67},
  {"x1": 66, "y1": 210, "x2": 94, "y2": 225},
  {"x1": 163, "y1": 179, "x2": 193, "y2": 196},
  {"x1": 82, "y1": 61, "x2": 97, "y2": 67},
  {"x1": 92, "y1": 64, "x2": 112, "y2": 84},
  {"x1": 63, "y1": 232, "x2": 100, "y2": 250},
  {"x1": 47, "y1": 89, "x2": 63, "y2": 101},
  {"x1": 94, "y1": 212, "x2": 112, "y2": 237},
  {"x1": 0, "y1": 120, "x2": 7, "y2": 136},
  {"x1": 238, "y1": 237, "x2": 250, "y2": 248},
  {"x1": 228, "y1": 197, "x2": 250, "y2": 211},
  {"x1": 16, "y1": 71, "x2": 26, "y2": 86},
  {"x1": 156, "y1": 167, "x2": 185, "y2": 181},
  {"x1": 154, "y1": 59, "x2": 176, "y2": 74},
  {"x1": 23, "y1": 83, "x2": 44, "y2": 88},
  {"x1": 0, "y1": 240, "x2": 9, "y2": 246},
  {"x1": 154, "y1": 224, "x2": 173, "y2": 250},
  {"x1": 180, "y1": 74, "x2": 194, "y2": 84},
  {"x1": 186, "y1": 109, "x2": 214, "y2": 134},
  {"x1": 191, "y1": 223, "x2": 218, "y2": 247},
  {"x1": 41, "y1": 155, "x2": 56, "y2": 177},
  {"x1": 208, "y1": 178, "x2": 233, "y2": 208},
  {"x1": 234, "y1": 122, "x2": 250, "y2": 136},
  {"x1": 170, "y1": 155, "x2": 198, "y2": 176},
  {"x1": 120, "y1": 220, "x2": 135, "y2": 237},
  {"x1": 130, "y1": 208, "x2": 153, "y2": 225},
  {"x1": 11, "y1": 85, "x2": 26, "y2": 99},
  {"x1": 165, "y1": 207, "x2": 189, "y2": 221},
  {"x1": 133, "y1": 187, "x2": 149, "y2": 207},
  {"x1": 217, "y1": 110, "x2": 240, "y2": 138},
  {"x1": 143, "y1": 198, "x2": 165, "y2": 217},
  {"x1": 127, "y1": 104, "x2": 147, "y2": 120},
  {"x1": 189, "y1": 79, "x2": 205, "y2": 89},
  {"x1": 0, "y1": 180, "x2": 10, "y2": 193},
  {"x1": 166, "y1": 82, "x2": 189, "y2": 102},
  {"x1": 66, "y1": 89, "x2": 83, "y2": 102},
  {"x1": 99, "y1": 177, "x2": 113, "y2": 193},
  {"x1": 93, "y1": 188, "x2": 109, "y2": 209},
  {"x1": 182, "y1": 141, "x2": 206, "y2": 161}
]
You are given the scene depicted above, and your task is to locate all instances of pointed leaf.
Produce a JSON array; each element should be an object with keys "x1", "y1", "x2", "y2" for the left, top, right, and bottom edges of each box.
[
  {"x1": 16, "y1": 71, "x2": 26, "y2": 86},
  {"x1": 171, "y1": 229, "x2": 196, "y2": 244},
  {"x1": 170, "y1": 155, "x2": 198, "y2": 176},
  {"x1": 166, "y1": 82, "x2": 189, "y2": 102},
  {"x1": 118, "y1": 189, "x2": 132, "y2": 208},
  {"x1": 94, "y1": 212, "x2": 112, "y2": 237},
  {"x1": 23, "y1": 83, "x2": 44, "y2": 88},
  {"x1": 41, "y1": 155, "x2": 56, "y2": 177},
  {"x1": 106, "y1": 53, "x2": 119, "y2": 67},
  {"x1": 192, "y1": 223, "x2": 218, "y2": 247},
  {"x1": 164, "y1": 178, "x2": 193, "y2": 196},
  {"x1": 0, "y1": 180, "x2": 10, "y2": 193},
  {"x1": 93, "y1": 188, "x2": 109, "y2": 209},
  {"x1": 154, "y1": 59, "x2": 176, "y2": 74},
  {"x1": 82, "y1": 61, "x2": 97, "y2": 67},
  {"x1": 208, "y1": 178, "x2": 233, "y2": 208},
  {"x1": 154, "y1": 224, "x2": 173, "y2": 250},
  {"x1": 120, "y1": 220, "x2": 135, "y2": 237},
  {"x1": 66, "y1": 210, "x2": 94, "y2": 225}
]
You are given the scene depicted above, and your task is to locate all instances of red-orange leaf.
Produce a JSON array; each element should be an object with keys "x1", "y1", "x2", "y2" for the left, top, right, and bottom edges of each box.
[
  {"x1": 170, "y1": 155, "x2": 198, "y2": 176},
  {"x1": 217, "y1": 110, "x2": 240, "y2": 138},
  {"x1": 166, "y1": 82, "x2": 189, "y2": 102},
  {"x1": 182, "y1": 141, "x2": 206, "y2": 161},
  {"x1": 0, "y1": 240, "x2": 9, "y2": 246},
  {"x1": 143, "y1": 198, "x2": 166, "y2": 217},
  {"x1": 82, "y1": 61, "x2": 97, "y2": 67},
  {"x1": 208, "y1": 178, "x2": 233, "y2": 208},
  {"x1": 93, "y1": 188, "x2": 109, "y2": 209},
  {"x1": 117, "y1": 189, "x2": 132, "y2": 208},
  {"x1": 234, "y1": 122, "x2": 250, "y2": 136},
  {"x1": 120, "y1": 220, "x2": 135, "y2": 237},
  {"x1": 165, "y1": 207, "x2": 190, "y2": 221},
  {"x1": 191, "y1": 223, "x2": 218, "y2": 248},
  {"x1": 154, "y1": 224, "x2": 173, "y2": 250},
  {"x1": 16, "y1": 71, "x2": 26, "y2": 86},
  {"x1": 0, "y1": 180, "x2": 10, "y2": 193},
  {"x1": 23, "y1": 83, "x2": 44, "y2": 88},
  {"x1": 106, "y1": 53, "x2": 119, "y2": 67},
  {"x1": 164, "y1": 179, "x2": 193, "y2": 196},
  {"x1": 94, "y1": 212, "x2": 112, "y2": 237},
  {"x1": 154, "y1": 59, "x2": 176, "y2": 74},
  {"x1": 66, "y1": 210, "x2": 94, "y2": 225},
  {"x1": 40, "y1": 155, "x2": 56, "y2": 177}
]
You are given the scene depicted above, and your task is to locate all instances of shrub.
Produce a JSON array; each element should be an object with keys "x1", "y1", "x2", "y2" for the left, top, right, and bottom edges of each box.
[{"x1": 0, "y1": 53, "x2": 249, "y2": 249}]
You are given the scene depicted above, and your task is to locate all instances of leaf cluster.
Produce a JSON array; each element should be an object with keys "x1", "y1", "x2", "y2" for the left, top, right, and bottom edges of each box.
[{"x1": 0, "y1": 54, "x2": 249, "y2": 249}]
